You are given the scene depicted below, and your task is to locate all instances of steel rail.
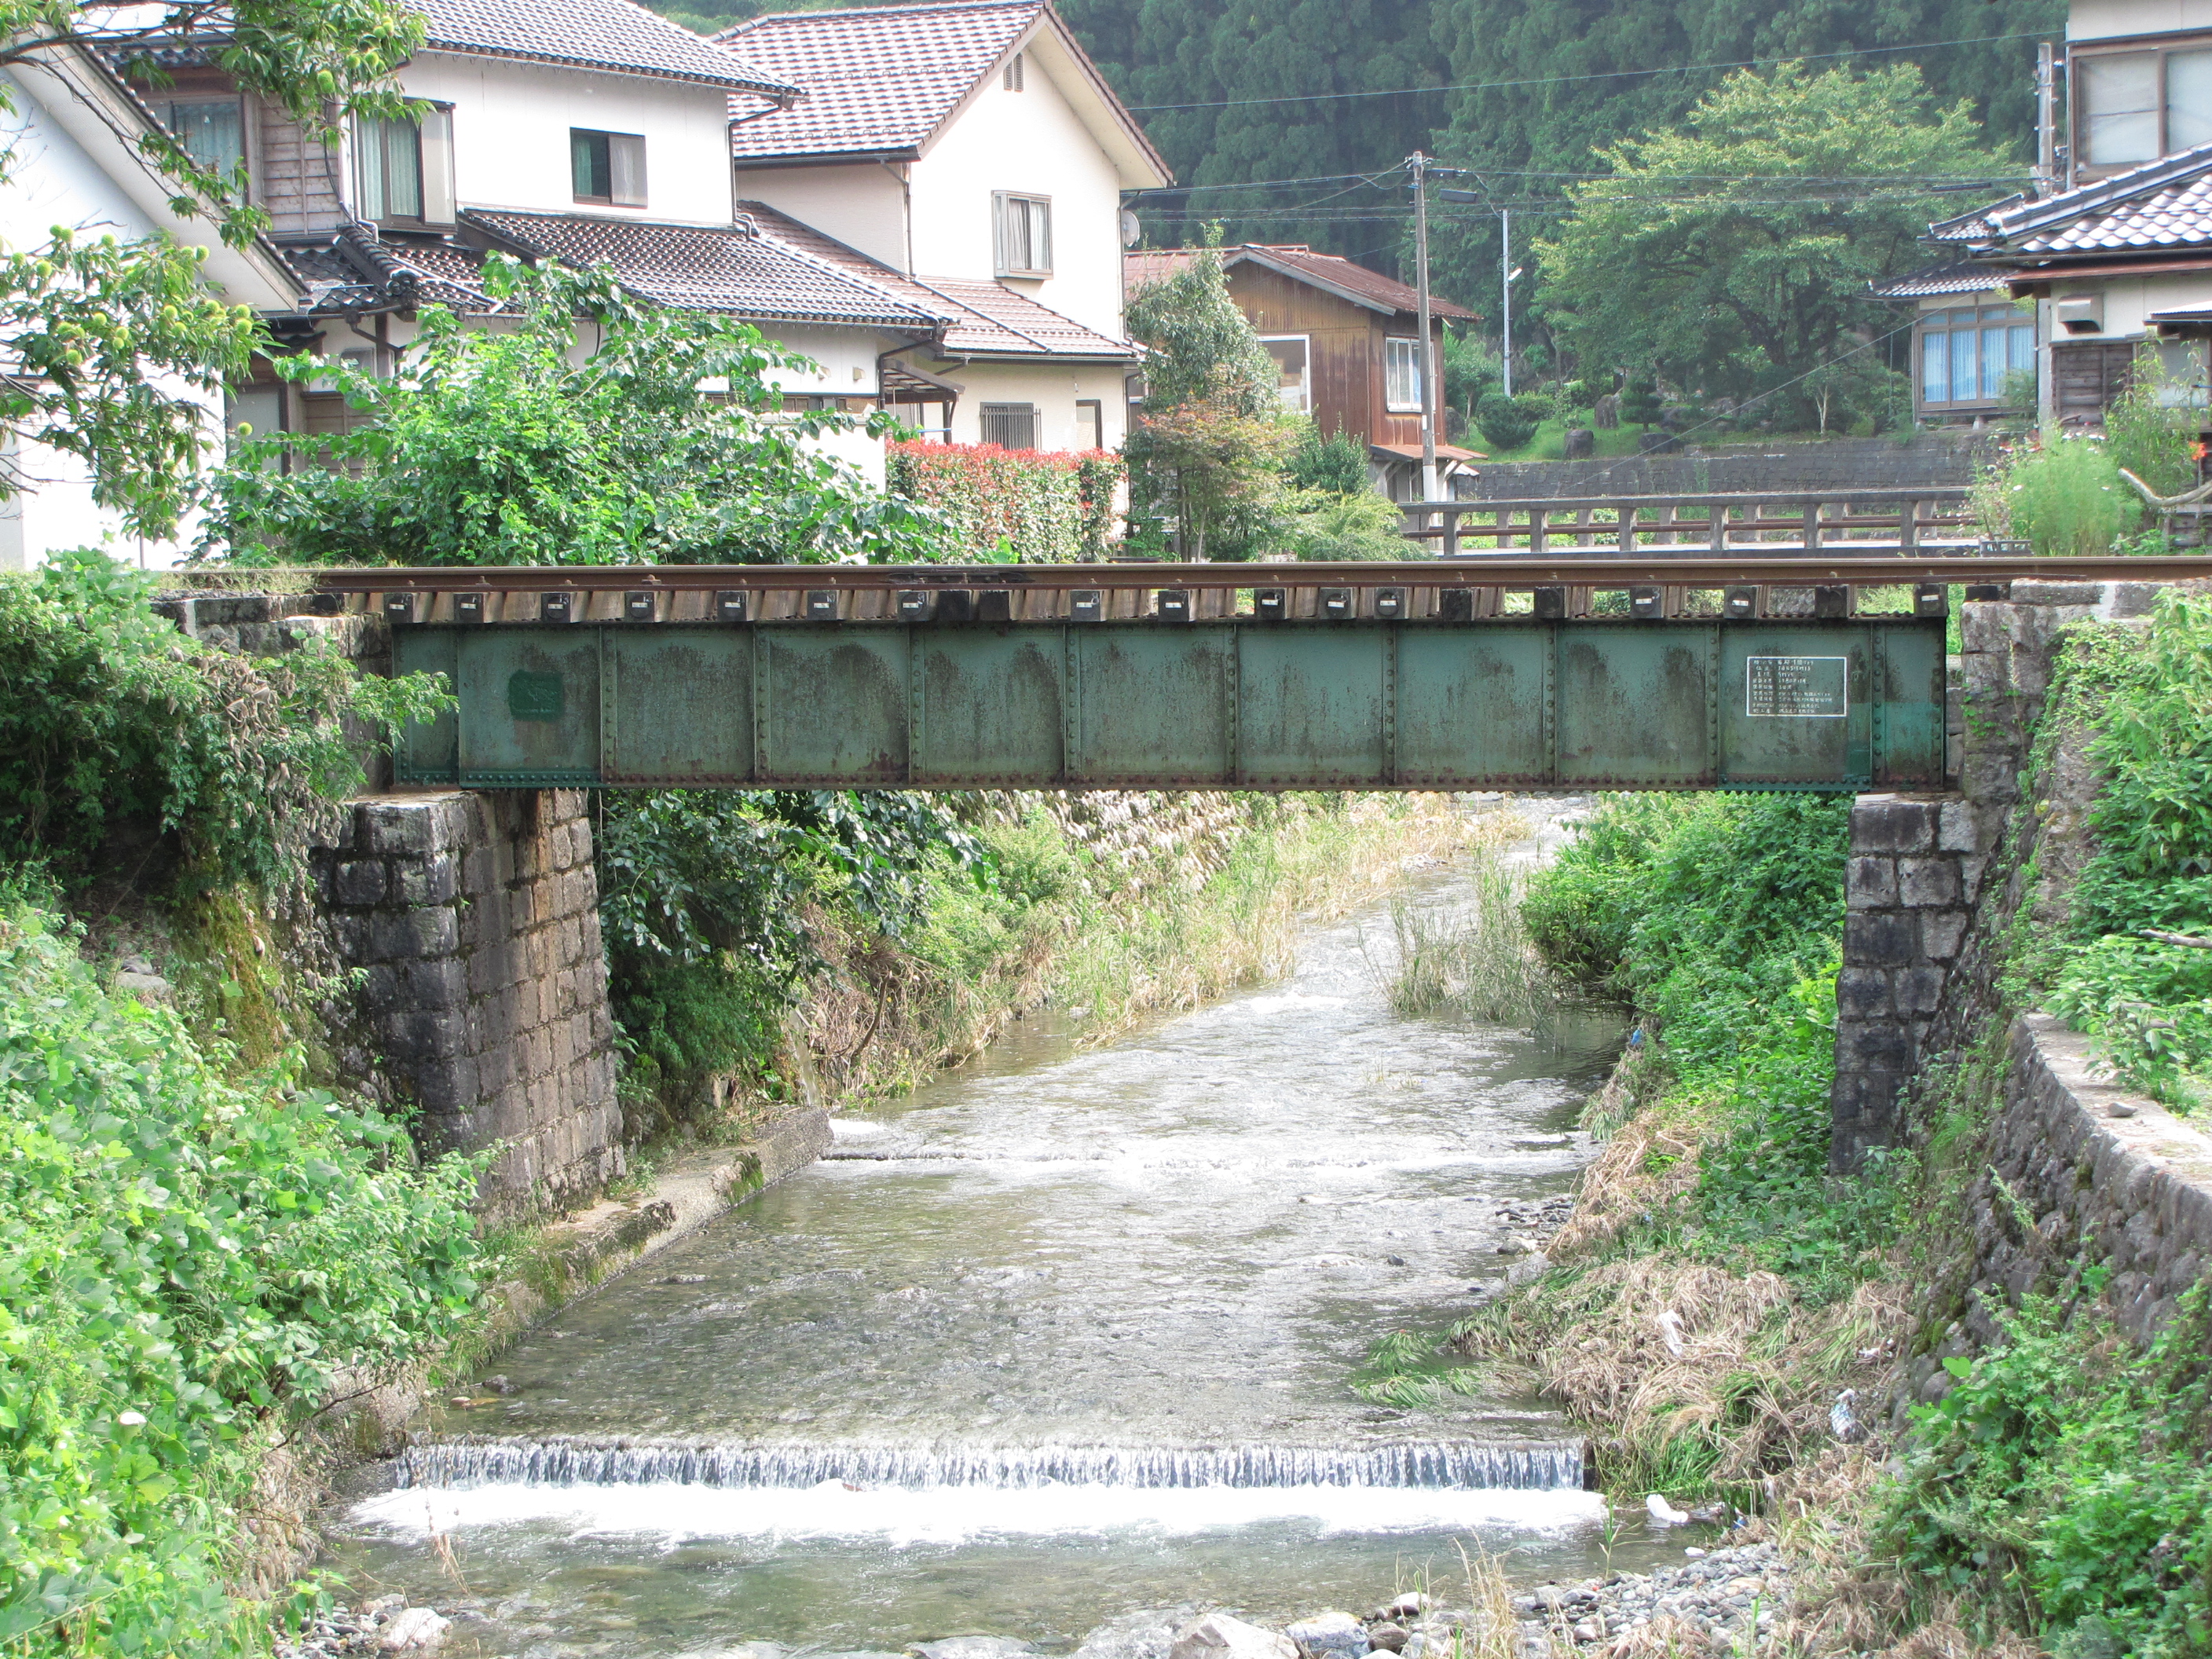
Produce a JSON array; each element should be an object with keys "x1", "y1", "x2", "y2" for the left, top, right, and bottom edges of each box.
[{"x1": 294, "y1": 556, "x2": 2212, "y2": 593}]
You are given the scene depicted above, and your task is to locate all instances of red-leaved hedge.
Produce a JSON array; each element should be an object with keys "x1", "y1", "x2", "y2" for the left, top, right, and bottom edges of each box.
[{"x1": 886, "y1": 441, "x2": 1123, "y2": 561}]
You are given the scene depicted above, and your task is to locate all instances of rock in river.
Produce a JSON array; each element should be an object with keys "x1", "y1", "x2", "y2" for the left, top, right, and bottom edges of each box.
[
  {"x1": 1285, "y1": 1611, "x2": 1370, "y2": 1659},
  {"x1": 1170, "y1": 1613, "x2": 1298, "y2": 1659}
]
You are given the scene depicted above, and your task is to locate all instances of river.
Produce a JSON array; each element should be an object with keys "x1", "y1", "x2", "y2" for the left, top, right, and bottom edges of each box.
[{"x1": 327, "y1": 810, "x2": 1668, "y2": 1656}]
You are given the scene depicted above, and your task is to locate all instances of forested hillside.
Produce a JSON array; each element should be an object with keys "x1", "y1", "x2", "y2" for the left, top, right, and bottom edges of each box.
[{"x1": 681, "y1": 0, "x2": 2061, "y2": 297}]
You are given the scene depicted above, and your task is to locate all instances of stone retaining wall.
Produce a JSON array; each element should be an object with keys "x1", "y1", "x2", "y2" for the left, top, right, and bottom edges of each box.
[
  {"x1": 1464, "y1": 434, "x2": 1997, "y2": 500},
  {"x1": 1968, "y1": 1016, "x2": 2212, "y2": 1347},
  {"x1": 315, "y1": 788, "x2": 623, "y2": 1217}
]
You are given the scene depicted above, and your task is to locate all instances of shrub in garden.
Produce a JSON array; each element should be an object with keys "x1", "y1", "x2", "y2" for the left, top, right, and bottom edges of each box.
[{"x1": 884, "y1": 441, "x2": 1124, "y2": 561}]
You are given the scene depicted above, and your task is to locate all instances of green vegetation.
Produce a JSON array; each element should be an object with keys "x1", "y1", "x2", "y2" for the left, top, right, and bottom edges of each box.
[
  {"x1": 1535, "y1": 64, "x2": 1978, "y2": 424},
  {"x1": 0, "y1": 893, "x2": 482, "y2": 1656},
  {"x1": 1979, "y1": 433, "x2": 2143, "y2": 558},
  {"x1": 2034, "y1": 593, "x2": 2212, "y2": 1111},
  {"x1": 1878, "y1": 1289, "x2": 2212, "y2": 1657},
  {"x1": 884, "y1": 442, "x2": 1124, "y2": 561},
  {"x1": 203, "y1": 258, "x2": 953, "y2": 567},
  {"x1": 0, "y1": 551, "x2": 445, "y2": 892}
]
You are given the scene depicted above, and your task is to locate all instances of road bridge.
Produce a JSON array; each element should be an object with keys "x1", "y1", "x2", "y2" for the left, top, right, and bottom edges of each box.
[{"x1": 310, "y1": 555, "x2": 2201, "y2": 794}]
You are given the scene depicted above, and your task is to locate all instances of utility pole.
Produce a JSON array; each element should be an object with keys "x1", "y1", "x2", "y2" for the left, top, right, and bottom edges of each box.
[
  {"x1": 2035, "y1": 41, "x2": 2057, "y2": 198},
  {"x1": 1409, "y1": 150, "x2": 1438, "y2": 503},
  {"x1": 1500, "y1": 208, "x2": 1512, "y2": 399}
]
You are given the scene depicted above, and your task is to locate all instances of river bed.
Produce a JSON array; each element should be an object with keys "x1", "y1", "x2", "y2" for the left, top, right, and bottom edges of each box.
[{"x1": 326, "y1": 810, "x2": 1672, "y2": 1655}]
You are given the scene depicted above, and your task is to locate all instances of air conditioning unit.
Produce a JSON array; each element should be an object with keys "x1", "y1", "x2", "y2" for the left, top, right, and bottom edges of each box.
[{"x1": 2055, "y1": 293, "x2": 2104, "y2": 335}]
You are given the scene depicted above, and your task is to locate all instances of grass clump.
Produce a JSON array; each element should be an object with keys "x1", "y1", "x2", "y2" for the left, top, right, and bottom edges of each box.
[
  {"x1": 0, "y1": 893, "x2": 483, "y2": 1655},
  {"x1": 1382, "y1": 845, "x2": 1552, "y2": 1029}
]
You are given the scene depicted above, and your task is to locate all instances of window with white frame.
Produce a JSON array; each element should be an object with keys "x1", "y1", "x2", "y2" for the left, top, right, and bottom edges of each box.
[
  {"x1": 2075, "y1": 42, "x2": 2212, "y2": 170},
  {"x1": 573, "y1": 128, "x2": 647, "y2": 207},
  {"x1": 994, "y1": 192, "x2": 1052, "y2": 277},
  {"x1": 1383, "y1": 336, "x2": 1423, "y2": 412},
  {"x1": 1260, "y1": 335, "x2": 1311, "y2": 413},
  {"x1": 355, "y1": 104, "x2": 454, "y2": 225},
  {"x1": 1918, "y1": 305, "x2": 2034, "y2": 407},
  {"x1": 980, "y1": 403, "x2": 1039, "y2": 449}
]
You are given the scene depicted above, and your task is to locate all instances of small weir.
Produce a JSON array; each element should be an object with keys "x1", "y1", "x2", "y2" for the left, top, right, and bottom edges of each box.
[
  {"x1": 394, "y1": 1437, "x2": 1589, "y2": 1492},
  {"x1": 331, "y1": 822, "x2": 1657, "y2": 1654}
]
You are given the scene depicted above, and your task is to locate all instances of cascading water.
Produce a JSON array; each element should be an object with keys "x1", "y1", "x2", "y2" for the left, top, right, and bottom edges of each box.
[{"x1": 327, "y1": 808, "x2": 1661, "y2": 1654}]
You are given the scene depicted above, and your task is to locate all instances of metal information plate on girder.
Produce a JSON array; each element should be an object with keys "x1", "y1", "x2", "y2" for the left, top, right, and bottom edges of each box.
[{"x1": 390, "y1": 618, "x2": 1947, "y2": 793}]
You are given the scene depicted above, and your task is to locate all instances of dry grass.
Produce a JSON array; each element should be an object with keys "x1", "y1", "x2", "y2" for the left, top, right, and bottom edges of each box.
[
  {"x1": 1459, "y1": 1251, "x2": 1911, "y2": 1496},
  {"x1": 1548, "y1": 1078, "x2": 1712, "y2": 1258}
]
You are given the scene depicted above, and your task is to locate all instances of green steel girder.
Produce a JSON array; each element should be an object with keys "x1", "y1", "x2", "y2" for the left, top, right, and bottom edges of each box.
[{"x1": 390, "y1": 617, "x2": 1947, "y2": 792}]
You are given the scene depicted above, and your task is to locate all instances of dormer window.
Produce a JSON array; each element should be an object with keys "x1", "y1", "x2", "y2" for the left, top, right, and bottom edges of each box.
[
  {"x1": 573, "y1": 129, "x2": 647, "y2": 208},
  {"x1": 2075, "y1": 42, "x2": 2212, "y2": 170},
  {"x1": 1003, "y1": 53, "x2": 1024, "y2": 91},
  {"x1": 355, "y1": 104, "x2": 455, "y2": 225},
  {"x1": 994, "y1": 192, "x2": 1051, "y2": 277},
  {"x1": 166, "y1": 99, "x2": 244, "y2": 174}
]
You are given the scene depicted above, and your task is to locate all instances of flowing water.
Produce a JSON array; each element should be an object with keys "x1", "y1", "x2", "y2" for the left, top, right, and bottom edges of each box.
[{"x1": 328, "y1": 813, "x2": 1668, "y2": 1656}]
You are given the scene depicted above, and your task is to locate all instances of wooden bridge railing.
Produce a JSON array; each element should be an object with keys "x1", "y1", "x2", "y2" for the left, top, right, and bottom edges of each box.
[{"x1": 1400, "y1": 487, "x2": 1976, "y2": 558}]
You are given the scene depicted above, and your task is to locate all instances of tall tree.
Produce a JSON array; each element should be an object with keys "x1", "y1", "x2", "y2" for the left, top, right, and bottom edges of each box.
[
  {"x1": 0, "y1": 0, "x2": 425, "y2": 534},
  {"x1": 1424, "y1": 0, "x2": 2059, "y2": 304},
  {"x1": 1534, "y1": 63, "x2": 2002, "y2": 411}
]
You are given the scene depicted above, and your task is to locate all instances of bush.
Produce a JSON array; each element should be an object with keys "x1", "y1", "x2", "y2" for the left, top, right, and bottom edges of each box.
[
  {"x1": 884, "y1": 441, "x2": 1123, "y2": 562},
  {"x1": 1619, "y1": 377, "x2": 1662, "y2": 427},
  {"x1": 0, "y1": 895, "x2": 484, "y2": 1655},
  {"x1": 1979, "y1": 430, "x2": 2141, "y2": 557},
  {"x1": 1475, "y1": 390, "x2": 1541, "y2": 452},
  {"x1": 1284, "y1": 486, "x2": 1408, "y2": 560},
  {"x1": 0, "y1": 550, "x2": 445, "y2": 890},
  {"x1": 1286, "y1": 424, "x2": 1369, "y2": 495},
  {"x1": 2105, "y1": 346, "x2": 2203, "y2": 499},
  {"x1": 1878, "y1": 1290, "x2": 2212, "y2": 1659}
]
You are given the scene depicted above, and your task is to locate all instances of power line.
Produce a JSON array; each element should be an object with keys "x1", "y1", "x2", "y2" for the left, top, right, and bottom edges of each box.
[{"x1": 1125, "y1": 28, "x2": 2053, "y2": 113}]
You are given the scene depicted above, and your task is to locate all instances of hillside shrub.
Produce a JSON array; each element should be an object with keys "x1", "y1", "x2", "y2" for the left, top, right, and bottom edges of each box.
[
  {"x1": 0, "y1": 895, "x2": 484, "y2": 1655},
  {"x1": 884, "y1": 441, "x2": 1123, "y2": 560},
  {"x1": 1284, "y1": 486, "x2": 1408, "y2": 560},
  {"x1": 0, "y1": 551, "x2": 446, "y2": 890},
  {"x1": 1287, "y1": 424, "x2": 1368, "y2": 495},
  {"x1": 1475, "y1": 390, "x2": 1540, "y2": 452}
]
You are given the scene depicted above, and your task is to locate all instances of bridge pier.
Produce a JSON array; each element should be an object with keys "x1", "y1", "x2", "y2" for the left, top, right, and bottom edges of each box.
[
  {"x1": 1828, "y1": 578, "x2": 2171, "y2": 1173},
  {"x1": 317, "y1": 787, "x2": 624, "y2": 1217}
]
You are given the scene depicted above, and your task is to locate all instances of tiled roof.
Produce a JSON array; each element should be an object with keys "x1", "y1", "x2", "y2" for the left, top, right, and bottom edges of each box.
[
  {"x1": 413, "y1": 0, "x2": 797, "y2": 93},
  {"x1": 720, "y1": 0, "x2": 1038, "y2": 158},
  {"x1": 464, "y1": 209, "x2": 944, "y2": 328},
  {"x1": 1871, "y1": 262, "x2": 2010, "y2": 300},
  {"x1": 1968, "y1": 147, "x2": 2212, "y2": 259},
  {"x1": 738, "y1": 199, "x2": 1137, "y2": 358},
  {"x1": 1926, "y1": 196, "x2": 2021, "y2": 244},
  {"x1": 1125, "y1": 244, "x2": 1477, "y2": 320},
  {"x1": 276, "y1": 227, "x2": 497, "y2": 314}
]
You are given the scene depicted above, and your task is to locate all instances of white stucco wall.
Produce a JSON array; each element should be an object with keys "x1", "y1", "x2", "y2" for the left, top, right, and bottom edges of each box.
[
  {"x1": 396, "y1": 55, "x2": 736, "y2": 225},
  {"x1": 2071, "y1": 0, "x2": 2212, "y2": 38},
  {"x1": 731, "y1": 161, "x2": 908, "y2": 268},
  {"x1": 906, "y1": 59, "x2": 1126, "y2": 341},
  {"x1": 0, "y1": 72, "x2": 222, "y2": 569},
  {"x1": 917, "y1": 358, "x2": 1128, "y2": 450},
  {"x1": 2052, "y1": 269, "x2": 2212, "y2": 336}
]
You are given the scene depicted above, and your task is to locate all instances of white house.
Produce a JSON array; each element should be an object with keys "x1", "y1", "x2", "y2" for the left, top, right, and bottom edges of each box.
[
  {"x1": 718, "y1": 0, "x2": 1172, "y2": 452},
  {"x1": 0, "y1": 43, "x2": 298, "y2": 568}
]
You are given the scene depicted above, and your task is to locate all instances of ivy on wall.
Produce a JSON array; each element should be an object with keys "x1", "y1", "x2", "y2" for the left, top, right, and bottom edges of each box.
[{"x1": 885, "y1": 442, "x2": 1124, "y2": 562}]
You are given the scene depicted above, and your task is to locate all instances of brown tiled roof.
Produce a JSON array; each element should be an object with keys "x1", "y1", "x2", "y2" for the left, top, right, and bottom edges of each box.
[
  {"x1": 1125, "y1": 244, "x2": 1477, "y2": 320},
  {"x1": 412, "y1": 0, "x2": 797, "y2": 93},
  {"x1": 277, "y1": 226, "x2": 497, "y2": 314},
  {"x1": 720, "y1": 0, "x2": 1038, "y2": 159},
  {"x1": 738, "y1": 199, "x2": 1137, "y2": 359},
  {"x1": 1965, "y1": 147, "x2": 2212, "y2": 262},
  {"x1": 463, "y1": 208, "x2": 944, "y2": 328}
]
